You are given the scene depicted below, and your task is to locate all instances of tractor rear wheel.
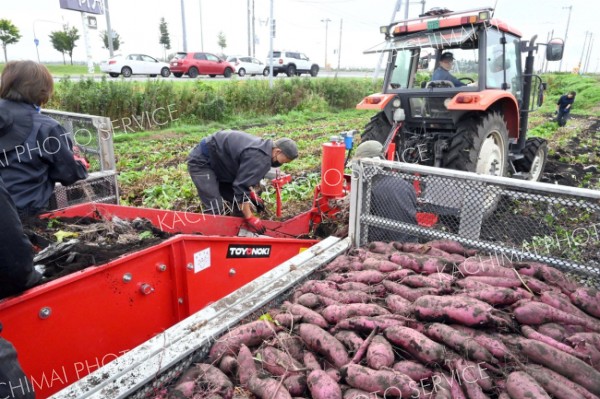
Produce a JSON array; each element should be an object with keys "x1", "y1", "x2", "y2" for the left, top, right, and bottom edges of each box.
[
  {"x1": 514, "y1": 137, "x2": 548, "y2": 181},
  {"x1": 361, "y1": 111, "x2": 392, "y2": 145},
  {"x1": 445, "y1": 112, "x2": 509, "y2": 176}
]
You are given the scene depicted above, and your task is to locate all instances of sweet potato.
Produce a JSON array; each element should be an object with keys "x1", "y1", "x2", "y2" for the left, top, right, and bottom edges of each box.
[
  {"x1": 303, "y1": 351, "x2": 322, "y2": 371},
  {"x1": 412, "y1": 295, "x2": 507, "y2": 327},
  {"x1": 385, "y1": 269, "x2": 416, "y2": 281},
  {"x1": 362, "y1": 258, "x2": 399, "y2": 272},
  {"x1": 209, "y1": 320, "x2": 278, "y2": 362},
  {"x1": 307, "y1": 369, "x2": 342, "y2": 399},
  {"x1": 366, "y1": 335, "x2": 395, "y2": 370},
  {"x1": 218, "y1": 355, "x2": 238, "y2": 376},
  {"x1": 537, "y1": 323, "x2": 568, "y2": 342},
  {"x1": 283, "y1": 374, "x2": 307, "y2": 397},
  {"x1": 425, "y1": 239, "x2": 477, "y2": 256},
  {"x1": 327, "y1": 270, "x2": 387, "y2": 285},
  {"x1": 237, "y1": 344, "x2": 256, "y2": 386},
  {"x1": 334, "y1": 315, "x2": 406, "y2": 333},
  {"x1": 177, "y1": 364, "x2": 234, "y2": 399},
  {"x1": 325, "y1": 368, "x2": 342, "y2": 382},
  {"x1": 524, "y1": 364, "x2": 600, "y2": 399},
  {"x1": 521, "y1": 325, "x2": 586, "y2": 360},
  {"x1": 368, "y1": 241, "x2": 394, "y2": 254},
  {"x1": 400, "y1": 274, "x2": 451, "y2": 291},
  {"x1": 321, "y1": 303, "x2": 390, "y2": 324},
  {"x1": 275, "y1": 332, "x2": 305, "y2": 362},
  {"x1": 299, "y1": 280, "x2": 339, "y2": 294},
  {"x1": 323, "y1": 255, "x2": 361, "y2": 272},
  {"x1": 342, "y1": 389, "x2": 380, "y2": 399},
  {"x1": 247, "y1": 375, "x2": 292, "y2": 399},
  {"x1": 515, "y1": 262, "x2": 579, "y2": 294},
  {"x1": 389, "y1": 253, "x2": 451, "y2": 274},
  {"x1": 567, "y1": 333, "x2": 600, "y2": 352},
  {"x1": 461, "y1": 287, "x2": 523, "y2": 306},
  {"x1": 513, "y1": 301, "x2": 600, "y2": 332},
  {"x1": 438, "y1": 371, "x2": 467, "y2": 399},
  {"x1": 458, "y1": 256, "x2": 514, "y2": 278},
  {"x1": 340, "y1": 363, "x2": 417, "y2": 397},
  {"x1": 455, "y1": 278, "x2": 492, "y2": 290},
  {"x1": 350, "y1": 328, "x2": 378, "y2": 364},
  {"x1": 338, "y1": 282, "x2": 386, "y2": 297},
  {"x1": 297, "y1": 293, "x2": 325, "y2": 308},
  {"x1": 392, "y1": 361, "x2": 434, "y2": 381},
  {"x1": 571, "y1": 287, "x2": 600, "y2": 318},
  {"x1": 511, "y1": 337, "x2": 600, "y2": 395},
  {"x1": 506, "y1": 371, "x2": 552, "y2": 399},
  {"x1": 385, "y1": 294, "x2": 412, "y2": 316},
  {"x1": 385, "y1": 325, "x2": 446, "y2": 364},
  {"x1": 461, "y1": 275, "x2": 521, "y2": 288},
  {"x1": 424, "y1": 323, "x2": 495, "y2": 364},
  {"x1": 335, "y1": 330, "x2": 364, "y2": 353},
  {"x1": 274, "y1": 312, "x2": 304, "y2": 328},
  {"x1": 449, "y1": 325, "x2": 513, "y2": 360},
  {"x1": 540, "y1": 291, "x2": 592, "y2": 320},
  {"x1": 382, "y1": 280, "x2": 442, "y2": 302},
  {"x1": 449, "y1": 357, "x2": 493, "y2": 393},
  {"x1": 258, "y1": 346, "x2": 304, "y2": 376},
  {"x1": 283, "y1": 302, "x2": 329, "y2": 328},
  {"x1": 298, "y1": 323, "x2": 350, "y2": 368}
]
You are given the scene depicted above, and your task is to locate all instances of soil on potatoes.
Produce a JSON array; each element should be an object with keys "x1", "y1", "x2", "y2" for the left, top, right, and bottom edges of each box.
[{"x1": 23, "y1": 215, "x2": 172, "y2": 282}]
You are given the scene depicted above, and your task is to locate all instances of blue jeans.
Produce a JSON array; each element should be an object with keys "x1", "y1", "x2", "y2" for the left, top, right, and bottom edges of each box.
[{"x1": 557, "y1": 110, "x2": 570, "y2": 127}]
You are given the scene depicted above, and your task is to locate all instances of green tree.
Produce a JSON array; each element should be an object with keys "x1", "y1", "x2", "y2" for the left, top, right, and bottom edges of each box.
[
  {"x1": 49, "y1": 25, "x2": 79, "y2": 65},
  {"x1": 217, "y1": 31, "x2": 227, "y2": 53},
  {"x1": 100, "y1": 29, "x2": 122, "y2": 52},
  {"x1": 0, "y1": 19, "x2": 21, "y2": 63},
  {"x1": 159, "y1": 17, "x2": 171, "y2": 60}
]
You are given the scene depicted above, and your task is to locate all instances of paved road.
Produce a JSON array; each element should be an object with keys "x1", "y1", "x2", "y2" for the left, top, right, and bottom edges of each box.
[{"x1": 53, "y1": 70, "x2": 378, "y2": 82}]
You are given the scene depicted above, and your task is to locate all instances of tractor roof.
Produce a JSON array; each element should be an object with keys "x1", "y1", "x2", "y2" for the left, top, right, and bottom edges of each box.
[{"x1": 384, "y1": 7, "x2": 522, "y2": 38}]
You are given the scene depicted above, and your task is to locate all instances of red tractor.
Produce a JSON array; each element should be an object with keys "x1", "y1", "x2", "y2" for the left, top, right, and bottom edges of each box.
[{"x1": 357, "y1": 7, "x2": 564, "y2": 181}]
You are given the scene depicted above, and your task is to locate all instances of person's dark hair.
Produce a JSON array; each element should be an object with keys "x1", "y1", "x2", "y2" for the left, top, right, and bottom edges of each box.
[
  {"x1": 568, "y1": 91, "x2": 576, "y2": 96},
  {"x1": 0, "y1": 60, "x2": 54, "y2": 105}
]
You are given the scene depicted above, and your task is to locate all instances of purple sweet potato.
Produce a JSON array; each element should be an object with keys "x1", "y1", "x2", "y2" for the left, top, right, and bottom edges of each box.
[
  {"x1": 524, "y1": 364, "x2": 597, "y2": 399},
  {"x1": 449, "y1": 325, "x2": 513, "y2": 360},
  {"x1": 567, "y1": 333, "x2": 600, "y2": 352},
  {"x1": 540, "y1": 291, "x2": 592, "y2": 320},
  {"x1": 362, "y1": 257, "x2": 399, "y2": 272},
  {"x1": 366, "y1": 335, "x2": 395, "y2": 370},
  {"x1": 461, "y1": 287, "x2": 523, "y2": 306},
  {"x1": 385, "y1": 269, "x2": 416, "y2": 281},
  {"x1": 458, "y1": 256, "x2": 514, "y2": 278},
  {"x1": 392, "y1": 361, "x2": 434, "y2": 381},
  {"x1": 389, "y1": 253, "x2": 450, "y2": 274},
  {"x1": 515, "y1": 262, "x2": 579, "y2": 294},
  {"x1": 334, "y1": 330, "x2": 364, "y2": 353},
  {"x1": 424, "y1": 323, "x2": 495, "y2": 364},
  {"x1": 461, "y1": 275, "x2": 521, "y2": 288},
  {"x1": 258, "y1": 346, "x2": 304, "y2": 376},
  {"x1": 342, "y1": 389, "x2": 380, "y2": 399},
  {"x1": 275, "y1": 332, "x2": 305, "y2": 362},
  {"x1": 283, "y1": 301, "x2": 329, "y2": 328},
  {"x1": 303, "y1": 351, "x2": 322, "y2": 371},
  {"x1": 208, "y1": 320, "x2": 277, "y2": 362},
  {"x1": 571, "y1": 287, "x2": 600, "y2": 318},
  {"x1": 176, "y1": 364, "x2": 234, "y2": 399},
  {"x1": 425, "y1": 239, "x2": 477, "y2": 256},
  {"x1": 297, "y1": 293, "x2": 325, "y2": 308},
  {"x1": 338, "y1": 282, "x2": 386, "y2": 297},
  {"x1": 382, "y1": 280, "x2": 442, "y2": 302},
  {"x1": 218, "y1": 355, "x2": 238, "y2": 376},
  {"x1": 298, "y1": 323, "x2": 350, "y2": 368},
  {"x1": 274, "y1": 312, "x2": 304, "y2": 328},
  {"x1": 412, "y1": 295, "x2": 507, "y2": 327},
  {"x1": 340, "y1": 363, "x2": 417, "y2": 397},
  {"x1": 283, "y1": 374, "x2": 307, "y2": 397},
  {"x1": 449, "y1": 357, "x2": 493, "y2": 392},
  {"x1": 521, "y1": 326, "x2": 586, "y2": 361},
  {"x1": 334, "y1": 315, "x2": 407, "y2": 333},
  {"x1": 513, "y1": 301, "x2": 600, "y2": 332},
  {"x1": 247, "y1": 375, "x2": 292, "y2": 399},
  {"x1": 385, "y1": 326, "x2": 446, "y2": 364},
  {"x1": 368, "y1": 241, "x2": 394, "y2": 254},
  {"x1": 307, "y1": 369, "x2": 342, "y2": 399},
  {"x1": 321, "y1": 303, "x2": 389, "y2": 324},
  {"x1": 538, "y1": 323, "x2": 568, "y2": 342},
  {"x1": 385, "y1": 294, "x2": 412, "y2": 316},
  {"x1": 506, "y1": 371, "x2": 552, "y2": 399},
  {"x1": 400, "y1": 274, "x2": 451, "y2": 291},
  {"x1": 237, "y1": 344, "x2": 256, "y2": 386},
  {"x1": 327, "y1": 270, "x2": 387, "y2": 285}
]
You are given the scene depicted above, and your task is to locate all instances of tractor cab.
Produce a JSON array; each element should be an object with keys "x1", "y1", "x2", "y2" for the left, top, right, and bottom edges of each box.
[{"x1": 358, "y1": 7, "x2": 563, "y2": 181}]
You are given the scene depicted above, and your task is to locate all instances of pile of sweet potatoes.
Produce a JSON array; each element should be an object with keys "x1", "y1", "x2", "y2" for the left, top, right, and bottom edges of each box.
[{"x1": 161, "y1": 239, "x2": 600, "y2": 399}]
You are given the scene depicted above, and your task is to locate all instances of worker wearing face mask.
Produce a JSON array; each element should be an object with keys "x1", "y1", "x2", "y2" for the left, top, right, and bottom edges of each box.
[{"x1": 187, "y1": 130, "x2": 298, "y2": 234}]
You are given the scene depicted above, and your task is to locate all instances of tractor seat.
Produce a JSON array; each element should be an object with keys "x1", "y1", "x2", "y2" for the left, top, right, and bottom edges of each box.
[{"x1": 422, "y1": 80, "x2": 455, "y2": 89}]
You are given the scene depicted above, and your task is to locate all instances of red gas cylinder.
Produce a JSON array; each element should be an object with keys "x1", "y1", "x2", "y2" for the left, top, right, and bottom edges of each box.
[{"x1": 321, "y1": 137, "x2": 346, "y2": 197}]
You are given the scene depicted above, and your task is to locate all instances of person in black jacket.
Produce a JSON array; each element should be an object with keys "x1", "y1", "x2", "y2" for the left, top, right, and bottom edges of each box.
[
  {"x1": 0, "y1": 60, "x2": 88, "y2": 218},
  {"x1": 188, "y1": 130, "x2": 298, "y2": 234},
  {"x1": 555, "y1": 91, "x2": 576, "y2": 127}
]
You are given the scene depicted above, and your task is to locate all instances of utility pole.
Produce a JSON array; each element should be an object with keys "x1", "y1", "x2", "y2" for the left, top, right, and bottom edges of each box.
[
  {"x1": 559, "y1": 5, "x2": 572, "y2": 72},
  {"x1": 321, "y1": 18, "x2": 331, "y2": 69},
  {"x1": 104, "y1": 0, "x2": 114, "y2": 57},
  {"x1": 199, "y1": 0, "x2": 204, "y2": 51},
  {"x1": 180, "y1": 0, "x2": 187, "y2": 51},
  {"x1": 373, "y1": 0, "x2": 403, "y2": 80},
  {"x1": 252, "y1": 0, "x2": 256, "y2": 57},
  {"x1": 334, "y1": 18, "x2": 343, "y2": 78},
  {"x1": 579, "y1": 31, "x2": 590, "y2": 74},
  {"x1": 268, "y1": 0, "x2": 274, "y2": 88},
  {"x1": 247, "y1": 0, "x2": 252, "y2": 55},
  {"x1": 584, "y1": 34, "x2": 594, "y2": 73},
  {"x1": 404, "y1": 0, "x2": 409, "y2": 20},
  {"x1": 421, "y1": 0, "x2": 426, "y2": 14}
]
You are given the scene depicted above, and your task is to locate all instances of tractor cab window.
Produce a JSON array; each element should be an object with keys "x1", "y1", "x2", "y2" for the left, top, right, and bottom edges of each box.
[
  {"x1": 388, "y1": 49, "x2": 413, "y2": 89},
  {"x1": 485, "y1": 28, "x2": 522, "y2": 101}
]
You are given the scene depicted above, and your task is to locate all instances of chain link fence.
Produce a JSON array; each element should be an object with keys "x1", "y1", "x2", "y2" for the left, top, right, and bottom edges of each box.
[
  {"x1": 349, "y1": 159, "x2": 600, "y2": 280},
  {"x1": 42, "y1": 109, "x2": 119, "y2": 208}
]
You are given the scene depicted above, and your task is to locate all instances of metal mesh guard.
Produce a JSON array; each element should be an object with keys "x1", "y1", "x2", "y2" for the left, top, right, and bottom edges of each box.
[
  {"x1": 49, "y1": 171, "x2": 119, "y2": 210},
  {"x1": 350, "y1": 159, "x2": 600, "y2": 280}
]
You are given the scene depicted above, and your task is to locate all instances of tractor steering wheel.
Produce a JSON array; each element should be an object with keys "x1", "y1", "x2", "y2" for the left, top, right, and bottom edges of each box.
[{"x1": 459, "y1": 77, "x2": 475, "y2": 84}]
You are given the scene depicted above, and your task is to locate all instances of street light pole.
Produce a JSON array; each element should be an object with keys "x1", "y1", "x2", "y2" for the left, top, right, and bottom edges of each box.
[
  {"x1": 32, "y1": 22, "x2": 40, "y2": 63},
  {"x1": 199, "y1": 0, "x2": 204, "y2": 51},
  {"x1": 180, "y1": 0, "x2": 187, "y2": 52},
  {"x1": 559, "y1": 5, "x2": 572, "y2": 72},
  {"x1": 321, "y1": 18, "x2": 331, "y2": 69},
  {"x1": 579, "y1": 31, "x2": 590, "y2": 73},
  {"x1": 104, "y1": 0, "x2": 114, "y2": 57}
]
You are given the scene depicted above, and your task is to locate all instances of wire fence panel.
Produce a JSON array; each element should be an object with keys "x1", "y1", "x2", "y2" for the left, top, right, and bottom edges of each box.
[
  {"x1": 349, "y1": 159, "x2": 600, "y2": 281},
  {"x1": 42, "y1": 109, "x2": 119, "y2": 208}
]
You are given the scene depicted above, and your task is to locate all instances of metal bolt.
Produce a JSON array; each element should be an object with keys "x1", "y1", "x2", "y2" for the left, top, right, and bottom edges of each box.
[
  {"x1": 139, "y1": 283, "x2": 155, "y2": 295},
  {"x1": 187, "y1": 263, "x2": 194, "y2": 271},
  {"x1": 178, "y1": 298, "x2": 184, "y2": 304},
  {"x1": 123, "y1": 273, "x2": 133, "y2": 283},
  {"x1": 39, "y1": 307, "x2": 52, "y2": 319},
  {"x1": 157, "y1": 263, "x2": 167, "y2": 272},
  {"x1": 229, "y1": 268, "x2": 236, "y2": 276}
]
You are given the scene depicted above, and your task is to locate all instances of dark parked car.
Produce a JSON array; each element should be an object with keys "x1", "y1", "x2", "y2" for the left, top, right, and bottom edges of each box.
[{"x1": 169, "y1": 52, "x2": 235, "y2": 78}]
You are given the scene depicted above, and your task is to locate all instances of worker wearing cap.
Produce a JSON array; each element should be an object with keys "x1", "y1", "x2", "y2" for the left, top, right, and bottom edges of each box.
[
  {"x1": 188, "y1": 130, "x2": 298, "y2": 234},
  {"x1": 354, "y1": 141, "x2": 418, "y2": 243},
  {"x1": 432, "y1": 52, "x2": 467, "y2": 87}
]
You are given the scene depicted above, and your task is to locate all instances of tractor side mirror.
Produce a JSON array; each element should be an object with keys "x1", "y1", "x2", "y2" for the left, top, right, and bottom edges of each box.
[{"x1": 546, "y1": 38, "x2": 564, "y2": 61}]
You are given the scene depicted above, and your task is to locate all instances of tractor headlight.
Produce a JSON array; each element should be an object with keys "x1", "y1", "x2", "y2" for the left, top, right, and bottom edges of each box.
[
  {"x1": 392, "y1": 98, "x2": 401, "y2": 108},
  {"x1": 393, "y1": 107, "x2": 405, "y2": 122}
]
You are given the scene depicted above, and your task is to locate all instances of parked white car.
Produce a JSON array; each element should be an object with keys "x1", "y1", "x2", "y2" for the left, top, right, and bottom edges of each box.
[
  {"x1": 226, "y1": 56, "x2": 267, "y2": 77},
  {"x1": 100, "y1": 54, "x2": 171, "y2": 78}
]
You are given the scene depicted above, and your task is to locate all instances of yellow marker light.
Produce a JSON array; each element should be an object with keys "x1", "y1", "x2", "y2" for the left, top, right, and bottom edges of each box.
[
  {"x1": 380, "y1": 25, "x2": 390, "y2": 35},
  {"x1": 479, "y1": 11, "x2": 490, "y2": 21}
]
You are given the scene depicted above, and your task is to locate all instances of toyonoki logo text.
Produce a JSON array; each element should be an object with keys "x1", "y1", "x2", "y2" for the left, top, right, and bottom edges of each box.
[{"x1": 227, "y1": 245, "x2": 271, "y2": 258}]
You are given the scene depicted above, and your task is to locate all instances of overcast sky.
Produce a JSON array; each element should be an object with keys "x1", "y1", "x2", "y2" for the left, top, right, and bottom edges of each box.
[{"x1": 2, "y1": 0, "x2": 597, "y2": 71}]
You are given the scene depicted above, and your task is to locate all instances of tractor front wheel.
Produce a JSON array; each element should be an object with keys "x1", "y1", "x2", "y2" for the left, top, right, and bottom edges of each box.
[
  {"x1": 445, "y1": 112, "x2": 509, "y2": 176},
  {"x1": 361, "y1": 111, "x2": 392, "y2": 145},
  {"x1": 514, "y1": 137, "x2": 548, "y2": 181}
]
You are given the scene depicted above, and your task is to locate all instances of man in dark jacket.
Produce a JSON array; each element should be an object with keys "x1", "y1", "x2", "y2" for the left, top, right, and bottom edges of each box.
[
  {"x1": 354, "y1": 141, "x2": 418, "y2": 243},
  {"x1": 556, "y1": 91, "x2": 576, "y2": 127},
  {"x1": 432, "y1": 52, "x2": 467, "y2": 87},
  {"x1": 0, "y1": 61, "x2": 88, "y2": 218},
  {"x1": 188, "y1": 130, "x2": 298, "y2": 234}
]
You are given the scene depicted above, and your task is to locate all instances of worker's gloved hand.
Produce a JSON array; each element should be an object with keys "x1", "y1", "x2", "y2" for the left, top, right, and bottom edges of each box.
[
  {"x1": 74, "y1": 154, "x2": 90, "y2": 170},
  {"x1": 245, "y1": 216, "x2": 266, "y2": 234},
  {"x1": 249, "y1": 191, "x2": 266, "y2": 213}
]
